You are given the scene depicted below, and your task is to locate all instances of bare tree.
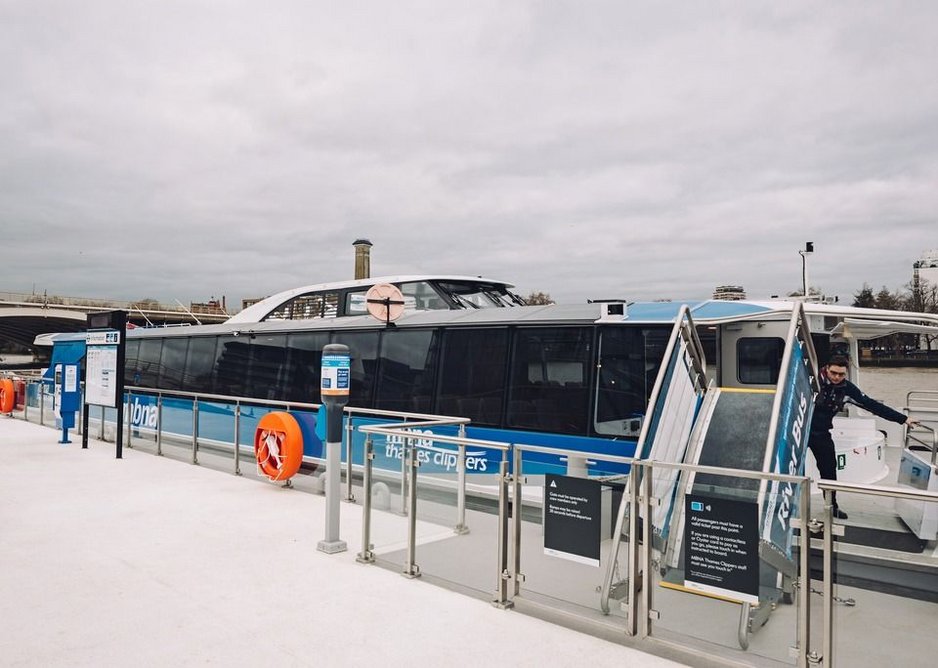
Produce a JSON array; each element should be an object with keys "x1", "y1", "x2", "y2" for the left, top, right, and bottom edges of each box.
[{"x1": 524, "y1": 291, "x2": 554, "y2": 305}]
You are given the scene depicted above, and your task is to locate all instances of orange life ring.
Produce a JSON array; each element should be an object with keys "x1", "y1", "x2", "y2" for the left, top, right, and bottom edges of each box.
[
  {"x1": 254, "y1": 411, "x2": 304, "y2": 482},
  {"x1": 0, "y1": 379, "x2": 14, "y2": 414}
]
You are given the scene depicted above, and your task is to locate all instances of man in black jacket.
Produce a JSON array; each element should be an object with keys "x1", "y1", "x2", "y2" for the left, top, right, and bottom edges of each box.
[{"x1": 809, "y1": 354, "x2": 919, "y2": 519}]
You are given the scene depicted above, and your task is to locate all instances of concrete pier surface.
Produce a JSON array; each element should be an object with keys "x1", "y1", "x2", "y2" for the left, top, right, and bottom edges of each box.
[{"x1": 0, "y1": 418, "x2": 684, "y2": 667}]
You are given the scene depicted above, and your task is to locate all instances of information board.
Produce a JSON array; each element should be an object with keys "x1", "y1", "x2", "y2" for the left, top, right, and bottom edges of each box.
[
  {"x1": 684, "y1": 494, "x2": 759, "y2": 604},
  {"x1": 85, "y1": 331, "x2": 120, "y2": 408},
  {"x1": 544, "y1": 474, "x2": 604, "y2": 567}
]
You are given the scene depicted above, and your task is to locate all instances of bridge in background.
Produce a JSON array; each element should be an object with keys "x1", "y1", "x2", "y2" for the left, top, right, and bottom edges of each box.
[{"x1": 0, "y1": 291, "x2": 232, "y2": 357}]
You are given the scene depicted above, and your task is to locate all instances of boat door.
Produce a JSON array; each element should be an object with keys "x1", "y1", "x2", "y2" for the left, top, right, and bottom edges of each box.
[{"x1": 719, "y1": 320, "x2": 789, "y2": 391}]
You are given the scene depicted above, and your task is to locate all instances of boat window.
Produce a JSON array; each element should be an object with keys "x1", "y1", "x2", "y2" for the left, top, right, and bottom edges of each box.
[
  {"x1": 737, "y1": 337, "x2": 784, "y2": 384},
  {"x1": 124, "y1": 339, "x2": 141, "y2": 386},
  {"x1": 437, "y1": 328, "x2": 509, "y2": 425},
  {"x1": 134, "y1": 338, "x2": 164, "y2": 388},
  {"x1": 508, "y1": 327, "x2": 591, "y2": 434},
  {"x1": 184, "y1": 337, "x2": 219, "y2": 394},
  {"x1": 247, "y1": 334, "x2": 289, "y2": 400},
  {"x1": 435, "y1": 281, "x2": 509, "y2": 309},
  {"x1": 214, "y1": 336, "x2": 251, "y2": 397},
  {"x1": 399, "y1": 282, "x2": 448, "y2": 311},
  {"x1": 265, "y1": 291, "x2": 340, "y2": 320},
  {"x1": 375, "y1": 329, "x2": 439, "y2": 413},
  {"x1": 594, "y1": 327, "x2": 669, "y2": 437},
  {"x1": 283, "y1": 331, "x2": 330, "y2": 403},
  {"x1": 158, "y1": 338, "x2": 189, "y2": 391},
  {"x1": 332, "y1": 330, "x2": 379, "y2": 407}
]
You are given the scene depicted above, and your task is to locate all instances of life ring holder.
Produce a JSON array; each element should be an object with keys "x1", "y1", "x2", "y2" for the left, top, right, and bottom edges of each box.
[
  {"x1": 254, "y1": 411, "x2": 304, "y2": 482},
  {"x1": 0, "y1": 379, "x2": 14, "y2": 414}
]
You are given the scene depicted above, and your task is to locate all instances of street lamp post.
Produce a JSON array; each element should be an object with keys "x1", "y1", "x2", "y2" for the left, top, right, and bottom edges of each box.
[{"x1": 798, "y1": 241, "x2": 814, "y2": 299}]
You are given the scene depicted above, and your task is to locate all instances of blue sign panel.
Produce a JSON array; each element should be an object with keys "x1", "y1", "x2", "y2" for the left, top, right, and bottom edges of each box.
[{"x1": 761, "y1": 340, "x2": 814, "y2": 560}]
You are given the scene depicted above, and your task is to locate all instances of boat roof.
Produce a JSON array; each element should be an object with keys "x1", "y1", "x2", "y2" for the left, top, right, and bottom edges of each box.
[
  {"x1": 227, "y1": 274, "x2": 518, "y2": 325},
  {"x1": 35, "y1": 298, "x2": 938, "y2": 344}
]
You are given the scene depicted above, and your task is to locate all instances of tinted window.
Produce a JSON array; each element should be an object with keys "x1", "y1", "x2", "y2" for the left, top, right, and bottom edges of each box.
[
  {"x1": 158, "y1": 338, "x2": 189, "y2": 391},
  {"x1": 332, "y1": 330, "x2": 379, "y2": 407},
  {"x1": 508, "y1": 327, "x2": 592, "y2": 434},
  {"x1": 595, "y1": 327, "x2": 670, "y2": 436},
  {"x1": 284, "y1": 332, "x2": 330, "y2": 403},
  {"x1": 185, "y1": 337, "x2": 218, "y2": 393},
  {"x1": 214, "y1": 336, "x2": 251, "y2": 397},
  {"x1": 738, "y1": 337, "x2": 785, "y2": 384},
  {"x1": 135, "y1": 339, "x2": 164, "y2": 388},
  {"x1": 247, "y1": 334, "x2": 288, "y2": 400},
  {"x1": 124, "y1": 339, "x2": 141, "y2": 386},
  {"x1": 438, "y1": 328, "x2": 508, "y2": 425},
  {"x1": 375, "y1": 329, "x2": 439, "y2": 413}
]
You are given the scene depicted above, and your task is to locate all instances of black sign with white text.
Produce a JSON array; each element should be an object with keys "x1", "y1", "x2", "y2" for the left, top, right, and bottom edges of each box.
[
  {"x1": 544, "y1": 474, "x2": 603, "y2": 567},
  {"x1": 684, "y1": 494, "x2": 759, "y2": 603}
]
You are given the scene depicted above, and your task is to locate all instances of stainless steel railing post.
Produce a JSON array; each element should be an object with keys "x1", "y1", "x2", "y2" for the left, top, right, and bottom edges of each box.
[
  {"x1": 345, "y1": 413, "x2": 356, "y2": 502},
  {"x1": 356, "y1": 436, "x2": 375, "y2": 564},
  {"x1": 99, "y1": 405, "x2": 105, "y2": 440},
  {"x1": 233, "y1": 402, "x2": 242, "y2": 475},
  {"x1": 156, "y1": 395, "x2": 163, "y2": 456},
  {"x1": 126, "y1": 391, "x2": 133, "y2": 449},
  {"x1": 626, "y1": 462, "x2": 641, "y2": 636},
  {"x1": 493, "y1": 453, "x2": 512, "y2": 608},
  {"x1": 39, "y1": 385, "x2": 45, "y2": 426},
  {"x1": 640, "y1": 463, "x2": 653, "y2": 639},
  {"x1": 511, "y1": 446, "x2": 522, "y2": 598},
  {"x1": 454, "y1": 430, "x2": 468, "y2": 533},
  {"x1": 400, "y1": 433, "x2": 409, "y2": 515},
  {"x1": 822, "y1": 490, "x2": 834, "y2": 666},
  {"x1": 403, "y1": 436, "x2": 420, "y2": 578},
  {"x1": 191, "y1": 398, "x2": 199, "y2": 465},
  {"x1": 799, "y1": 478, "x2": 812, "y2": 668}
]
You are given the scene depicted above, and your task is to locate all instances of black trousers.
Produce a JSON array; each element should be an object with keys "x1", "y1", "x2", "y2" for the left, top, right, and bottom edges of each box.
[{"x1": 808, "y1": 430, "x2": 839, "y2": 507}]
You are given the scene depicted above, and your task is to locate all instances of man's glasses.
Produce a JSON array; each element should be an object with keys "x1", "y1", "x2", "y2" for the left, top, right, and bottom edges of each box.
[{"x1": 827, "y1": 369, "x2": 847, "y2": 378}]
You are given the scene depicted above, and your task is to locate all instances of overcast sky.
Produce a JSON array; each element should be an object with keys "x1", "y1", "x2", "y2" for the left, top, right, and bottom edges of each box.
[{"x1": 2, "y1": 1, "x2": 936, "y2": 311}]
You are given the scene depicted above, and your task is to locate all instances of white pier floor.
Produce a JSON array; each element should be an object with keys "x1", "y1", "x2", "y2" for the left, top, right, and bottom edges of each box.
[{"x1": 0, "y1": 417, "x2": 685, "y2": 668}]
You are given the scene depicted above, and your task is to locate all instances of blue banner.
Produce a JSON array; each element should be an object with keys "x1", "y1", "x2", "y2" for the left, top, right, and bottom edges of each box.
[{"x1": 761, "y1": 340, "x2": 815, "y2": 560}]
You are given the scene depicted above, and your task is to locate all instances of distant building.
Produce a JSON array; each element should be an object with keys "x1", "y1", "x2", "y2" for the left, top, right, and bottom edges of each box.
[
  {"x1": 713, "y1": 285, "x2": 746, "y2": 301},
  {"x1": 913, "y1": 249, "x2": 938, "y2": 290}
]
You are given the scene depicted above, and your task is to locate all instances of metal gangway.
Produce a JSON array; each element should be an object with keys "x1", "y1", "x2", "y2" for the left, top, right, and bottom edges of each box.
[{"x1": 600, "y1": 302, "x2": 820, "y2": 651}]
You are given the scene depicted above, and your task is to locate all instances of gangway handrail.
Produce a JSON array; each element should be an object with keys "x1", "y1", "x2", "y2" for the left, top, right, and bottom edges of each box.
[
  {"x1": 904, "y1": 423, "x2": 938, "y2": 466},
  {"x1": 600, "y1": 304, "x2": 707, "y2": 618},
  {"x1": 816, "y1": 478, "x2": 938, "y2": 503}
]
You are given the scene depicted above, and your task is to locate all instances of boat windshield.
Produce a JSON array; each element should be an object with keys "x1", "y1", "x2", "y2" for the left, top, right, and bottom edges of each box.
[{"x1": 434, "y1": 281, "x2": 522, "y2": 309}]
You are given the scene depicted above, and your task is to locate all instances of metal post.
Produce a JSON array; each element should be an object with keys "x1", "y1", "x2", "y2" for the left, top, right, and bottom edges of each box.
[
  {"x1": 318, "y1": 344, "x2": 349, "y2": 555},
  {"x1": 23, "y1": 382, "x2": 30, "y2": 423},
  {"x1": 356, "y1": 436, "x2": 375, "y2": 564},
  {"x1": 403, "y1": 436, "x2": 420, "y2": 578},
  {"x1": 191, "y1": 398, "x2": 199, "y2": 465},
  {"x1": 39, "y1": 385, "x2": 45, "y2": 426},
  {"x1": 822, "y1": 490, "x2": 834, "y2": 665},
  {"x1": 99, "y1": 405, "x2": 105, "y2": 441},
  {"x1": 126, "y1": 391, "x2": 133, "y2": 449},
  {"x1": 345, "y1": 412, "x2": 356, "y2": 502},
  {"x1": 156, "y1": 395, "x2": 163, "y2": 456},
  {"x1": 400, "y1": 433, "x2": 409, "y2": 515},
  {"x1": 626, "y1": 463, "x2": 641, "y2": 636},
  {"x1": 799, "y1": 479, "x2": 812, "y2": 668},
  {"x1": 455, "y1": 429, "x2": 468, "y2": 533},
  {"x1": 493, "y1": 453, "x2": 512, "y2": 608},
  {"x1": 233, "y1": 403, "x2": 242, "y2": 475},
  {"x1": 640, "y1": 464, "x2": 654, "y2": 639},
  {"x1": 511, "y1": 446, "x2": 523, "y2": 598}
]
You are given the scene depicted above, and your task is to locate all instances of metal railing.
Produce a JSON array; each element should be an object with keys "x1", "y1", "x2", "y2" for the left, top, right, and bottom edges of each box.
[{"x1": 14, "y1": 379, "x2": 938, "y2": 667}]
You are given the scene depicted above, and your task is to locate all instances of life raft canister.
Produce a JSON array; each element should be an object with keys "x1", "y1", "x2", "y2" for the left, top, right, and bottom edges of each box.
[
  {"x1": 0, "y1": 379, "x2": 14, "y2": 414},
  {"x1": 254, "y1": 411, "x2": 304, "y2": 482}
]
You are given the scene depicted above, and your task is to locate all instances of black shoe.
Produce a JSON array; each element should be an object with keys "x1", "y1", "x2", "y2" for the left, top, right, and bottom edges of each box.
[{"x1": 833, "y1": 508, "x2": 848, "y2": 520}]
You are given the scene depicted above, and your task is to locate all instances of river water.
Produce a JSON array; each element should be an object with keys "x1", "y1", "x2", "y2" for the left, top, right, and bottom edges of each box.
[{"x1": 859, "y1": 366, "x2": 938, "y2": 409}]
